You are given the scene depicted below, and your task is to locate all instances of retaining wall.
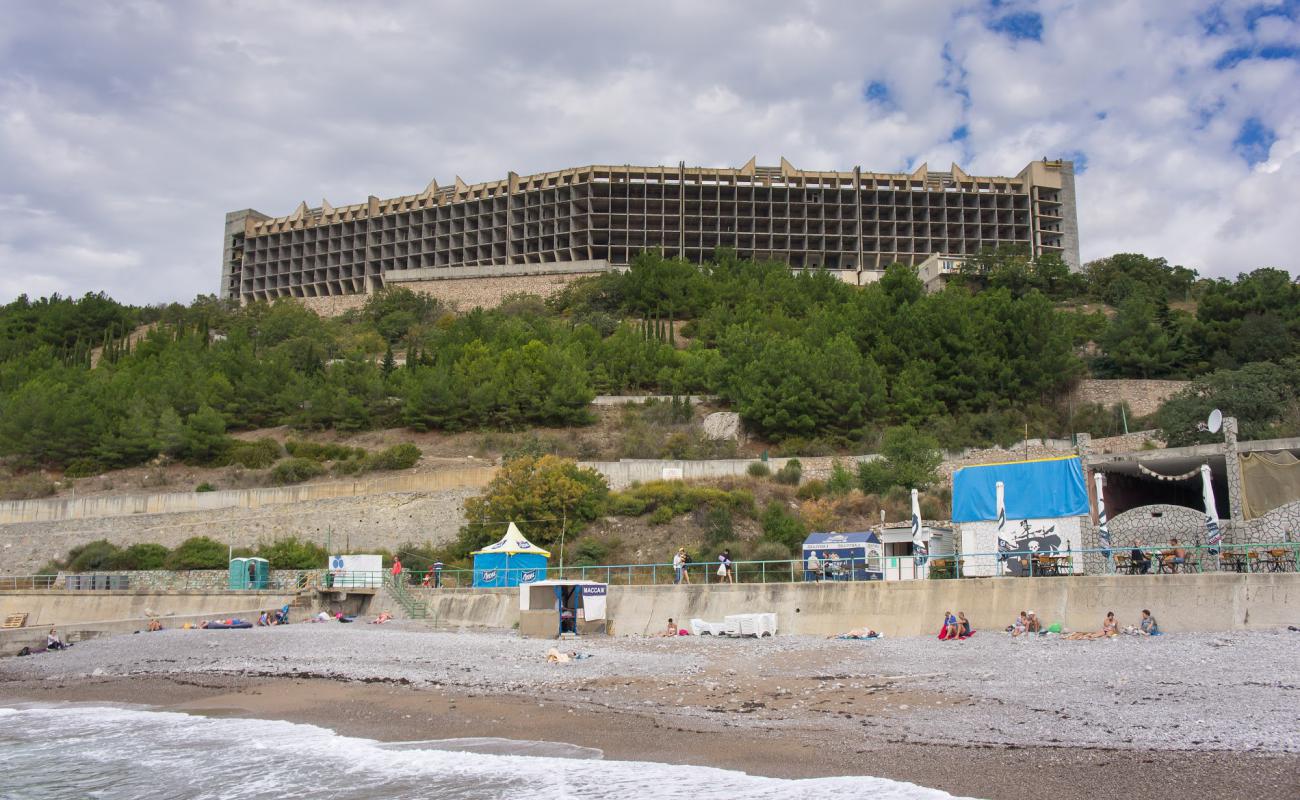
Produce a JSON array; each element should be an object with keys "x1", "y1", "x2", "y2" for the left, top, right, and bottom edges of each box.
[
  {"x1": 0, "y1": 488, "x2": 477, "y2": 574},
  {"x1": 603, "y1": 573, "x2": 1299, "y2": 637},
  {"x1": 0, "y1": 590, "x2": 297, "y2": 628},
  {"x1": 0, "y1": 468, "x2": 495, "y2": 524}
]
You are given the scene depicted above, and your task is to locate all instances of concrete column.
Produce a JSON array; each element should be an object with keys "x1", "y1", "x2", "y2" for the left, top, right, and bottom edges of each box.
[
  {"x1": 678, "y1": 160, "x2": 686, "y2": 257},
  {"x1": 1223, "y1": 418, "x2": 1246, "y2": 541}
]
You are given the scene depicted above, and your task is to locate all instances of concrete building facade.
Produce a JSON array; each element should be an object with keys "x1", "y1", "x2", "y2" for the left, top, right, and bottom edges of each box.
[{"x1": 222, "y1": 158, "x2": 1080, "y2": 303}]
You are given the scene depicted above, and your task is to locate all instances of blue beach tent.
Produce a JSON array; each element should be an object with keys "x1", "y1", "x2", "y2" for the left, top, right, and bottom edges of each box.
[
  {"x1": 471, "y1": 522, "x2": 551, "y2": 588},
  {"x1": 801, "y1": 531, "x2": 883, "y2": 581}
]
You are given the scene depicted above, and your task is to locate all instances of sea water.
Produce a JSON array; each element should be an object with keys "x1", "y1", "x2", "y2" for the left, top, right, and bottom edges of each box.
[{"x1": 0, "y1": 705, "x2": 973, "y2": 799}]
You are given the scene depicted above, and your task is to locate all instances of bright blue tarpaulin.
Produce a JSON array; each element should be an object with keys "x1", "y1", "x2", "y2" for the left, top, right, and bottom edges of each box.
[{"x1": 951, "y1": 457, "x2": 1089, "y2": 522}]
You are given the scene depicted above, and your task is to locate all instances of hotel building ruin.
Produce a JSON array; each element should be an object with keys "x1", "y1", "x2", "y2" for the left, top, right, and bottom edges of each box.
[{"x1": 221, "y1": 158, "x2": 1078, "y2": 304}]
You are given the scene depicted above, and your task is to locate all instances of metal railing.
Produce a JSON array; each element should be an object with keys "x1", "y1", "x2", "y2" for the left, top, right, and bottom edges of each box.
[
  {"x1": 382, "y1": 573, "x2": 429, "y2": 619},
  {"x1": 2, "y1": 544, "x2": 1295, "y2": 593}
]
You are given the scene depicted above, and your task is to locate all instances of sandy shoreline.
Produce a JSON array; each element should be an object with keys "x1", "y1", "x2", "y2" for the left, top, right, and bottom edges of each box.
[{"x1": 3, "y1": 626, "x2": 1298, "y2": 799}]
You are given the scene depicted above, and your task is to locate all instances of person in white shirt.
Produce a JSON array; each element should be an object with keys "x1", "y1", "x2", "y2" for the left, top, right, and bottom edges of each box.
[{"x1": 806, "y1": 551, "x2": 821, "y2": 581}]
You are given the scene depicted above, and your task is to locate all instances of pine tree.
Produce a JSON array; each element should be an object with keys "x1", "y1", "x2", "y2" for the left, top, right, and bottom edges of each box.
[{"x1": 382, "y1": 344, "x2": 396, "y2": 377}]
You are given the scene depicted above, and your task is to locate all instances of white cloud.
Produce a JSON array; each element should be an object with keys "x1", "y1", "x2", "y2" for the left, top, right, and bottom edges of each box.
[{"x1": 0, "y1": 0, "x2": 1296, "y2": 304}]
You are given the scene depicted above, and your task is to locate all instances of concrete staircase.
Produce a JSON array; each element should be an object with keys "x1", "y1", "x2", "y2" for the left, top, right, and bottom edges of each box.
[{"x1": 381, "y1": 575, "x2": 429, "y2": 620}]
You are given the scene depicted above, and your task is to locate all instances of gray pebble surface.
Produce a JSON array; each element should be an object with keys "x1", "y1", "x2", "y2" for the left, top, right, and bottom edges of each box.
[{"x1": 3, "y1": 624, "x2": 1296, "y2": 754}]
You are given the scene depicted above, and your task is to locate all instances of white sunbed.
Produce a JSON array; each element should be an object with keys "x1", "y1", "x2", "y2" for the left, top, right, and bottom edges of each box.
[{"x1": 689, "y1": 618, "x2": 728, "y2": 636}]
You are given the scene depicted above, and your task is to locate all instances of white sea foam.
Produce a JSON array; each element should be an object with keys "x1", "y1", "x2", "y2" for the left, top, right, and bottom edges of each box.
[{"x1": 0, "y1": 704, "x2": 978, "y2": 799}]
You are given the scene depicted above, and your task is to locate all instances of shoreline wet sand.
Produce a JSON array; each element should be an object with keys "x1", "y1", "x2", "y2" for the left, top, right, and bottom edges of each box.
[{"x1": 3, "y1": 626, "x2": 1297, "y2": 799}]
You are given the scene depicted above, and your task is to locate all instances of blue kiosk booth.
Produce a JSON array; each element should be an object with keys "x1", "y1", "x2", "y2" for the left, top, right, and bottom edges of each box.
[
  {"x1": 802, "y1": 531, "x2": 883, "y2": 581},
  {"x1": 472, "y1": 522, "x2": 551, "y2": 588}
]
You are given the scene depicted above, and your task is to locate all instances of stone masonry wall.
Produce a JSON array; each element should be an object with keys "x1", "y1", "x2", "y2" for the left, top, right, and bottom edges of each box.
[
  {"x1": 296, "y1": 272, "x2": 591, "y2": 317},
  {"x1": 0, "y1": 488, "x2": 476, "y2": 574},
  {"x1": 1070, "y1": 379, "x2": 1190, "y2": 418}
]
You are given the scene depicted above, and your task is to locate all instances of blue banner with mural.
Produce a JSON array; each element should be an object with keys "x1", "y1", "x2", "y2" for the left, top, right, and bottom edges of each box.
[{"x1": 952, "y1": 456, "x2": 1089, "y2": 522}]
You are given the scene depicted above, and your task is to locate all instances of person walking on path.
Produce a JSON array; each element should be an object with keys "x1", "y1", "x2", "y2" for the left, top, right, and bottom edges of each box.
[
  {"x1": 390, "y1": 557, "x2": 403, "y2": 584},
  {"x1": 717, "y1": 549, "x2": 735, "y2": 584},
  {"x1": 673, "y1": 548, "x2": 690, "y2": 585}
]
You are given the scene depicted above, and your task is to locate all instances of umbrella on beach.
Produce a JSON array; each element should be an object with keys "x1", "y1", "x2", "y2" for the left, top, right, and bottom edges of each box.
[
  {"x1": 1201, "y1": 463, "x2": 1222, "y2": 562},
  {"x1": 1094, "y1": 472, "x2": 1113, "y2": 570},
  {"x1": 911, "y1": 488, "x2": 927, "y2": 572}
]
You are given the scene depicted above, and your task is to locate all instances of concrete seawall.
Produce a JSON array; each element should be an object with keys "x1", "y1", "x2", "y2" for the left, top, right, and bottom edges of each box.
[
  {"x1": 604, "y1": 574, "x2": 1300, "y2": 637},
  {"x1": 404, "y1": 574, "x2": 1300, "y2": 638},
  {"x1": 0, "y1": 590, "x2": 297, "y2": 628}
]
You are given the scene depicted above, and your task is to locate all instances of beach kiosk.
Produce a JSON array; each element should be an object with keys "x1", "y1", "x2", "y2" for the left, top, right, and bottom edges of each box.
[
  {"x1": 228, "y1": 557, "x2": 269, "y2": 590},
  {"x1": 472, "y1": 522, "x2": 550, "y2": 588},
  {"x1": 519, "y1": 579, "x2": 608, "y2": 638},
  {"x1": 801, "y1": 531, "x2": 883, "y2": 581}
]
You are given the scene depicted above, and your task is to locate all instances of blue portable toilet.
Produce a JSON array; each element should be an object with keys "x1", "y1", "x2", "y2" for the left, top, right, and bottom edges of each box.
[
  {"x1": 229, "y1": 557, "x2": 270, "y2": 590},
  {"x1": 228, "y1": 557, "x2": 250, "y2": 590},
  {"x1": 471, "y1": 522, "x2": 550, "y2": 587},
  {"x1": 801, "y1": 531, "x2": 884, "y2": 581},
  {"x1": 247, "y1": 557, "x2": 270, "y2": 589}
]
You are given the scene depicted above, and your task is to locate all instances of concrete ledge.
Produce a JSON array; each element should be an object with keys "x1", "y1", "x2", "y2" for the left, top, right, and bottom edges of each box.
[
  {"x1": 0, "y1": 590, "x2": 297, "y2": 628},
  {"x1": 605, "y1": 573, "x2": 1300, "y2": 637},
  {"x1": 384, "y1": 260, "x2": 615, "y2": 282}
]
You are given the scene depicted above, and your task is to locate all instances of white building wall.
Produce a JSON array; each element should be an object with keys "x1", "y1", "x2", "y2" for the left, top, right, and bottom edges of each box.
[{"x1": 959, "y1": 517, "x2": 1084, "y2": 577}]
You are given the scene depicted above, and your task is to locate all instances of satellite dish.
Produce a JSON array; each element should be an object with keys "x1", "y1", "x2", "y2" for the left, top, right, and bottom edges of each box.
[{"x1": 1207, "y1": 409, "x2": 1223, "y2": 434}]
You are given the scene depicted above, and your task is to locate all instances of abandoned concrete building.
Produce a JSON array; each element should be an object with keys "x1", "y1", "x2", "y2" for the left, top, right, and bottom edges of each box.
[{"x1": 221, "y1": 158, "x2": 1079, "y2": 305}]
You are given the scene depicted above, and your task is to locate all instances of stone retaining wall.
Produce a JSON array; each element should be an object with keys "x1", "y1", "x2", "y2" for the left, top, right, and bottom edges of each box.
[
  {"x1": 0, "y1": 488, "x2": 476, "y2": 574},
  {"x1": 1071, "y1": 379, "x2": 1190, "y2": 418}
]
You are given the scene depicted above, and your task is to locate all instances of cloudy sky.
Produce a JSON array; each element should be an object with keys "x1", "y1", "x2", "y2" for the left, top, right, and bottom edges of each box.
[{"x1": 2, "y1": 0, "x2": 1297, "y2": 304}]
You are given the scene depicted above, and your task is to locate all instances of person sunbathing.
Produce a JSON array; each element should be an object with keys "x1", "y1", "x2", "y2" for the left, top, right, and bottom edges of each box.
[
  {"x1": 829, "y1": 628, "x2": 880, "y2": 639},
  {"x1": 371, "y1": 611, "x2": 394, "y2": 625}
]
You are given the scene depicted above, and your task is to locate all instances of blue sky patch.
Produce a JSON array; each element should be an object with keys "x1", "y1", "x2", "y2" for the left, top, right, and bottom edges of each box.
[
  {"x1": 987, "y1": 11, "x2": 1043, "y2": 41},
  {"x1": 951, "y1": 124, "x2": 969, "y2": 141},
  {"x1": 1233, "y1": 117, "x2": 1276, "y2": 165},
  {"x1": 1244, "y1": 1, "x2": 1299, "y2": 30},
  {"x1": 863, "y1": 80, "x2": 891, "y2": 105}
]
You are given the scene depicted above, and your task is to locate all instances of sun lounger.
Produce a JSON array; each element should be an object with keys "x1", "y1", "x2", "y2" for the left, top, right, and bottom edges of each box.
[
  {"x1": 689, "y1": 618, "x2": 727, "y2": 636},
  {"x1": 725, "y1": 613, "x2": 778, "y2": 637}
]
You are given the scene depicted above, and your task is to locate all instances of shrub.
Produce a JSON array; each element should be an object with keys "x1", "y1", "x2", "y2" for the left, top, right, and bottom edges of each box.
[
  {"x1": 648, "y1": 505, "x2": 674, "y2": 525},
  {"x1": 760, "y1": 500, "x2": 805, "y2": 552},
  {"x1": 119, "y1": 543, "x2": 169, "y2": 570},
  {"x1": 164, "y1": 536, "x2": 228, "y2": 570},
  {"x1": 63, "y1": 459, "x2": 104, "y2": 479},
  {"x1": 857, "y1": 459, "x2": 892, "y2": 495},
  {"x1": 571, "y1": 537, "x2": 611, "y2": 566},
  {"x1": 363, "y1": 443, "x2": 421, "y2": 471},
  {"x1": 65, "y1": 539, "x2": 122, "y2": 572},
  {"x1": 270, "y1": 457, "x2": 326, "y2": 485},
  {"x1": 332, "y1": 456, "x2": 365, "y2": 475},
  {"x1": 795, "y1": 478, "x2": 826, "y2": 501},
  {"x1": 749, "y1": 540, "x2": 792, "y2": 563},
  {"x1": 286, "y1": 440, "x2": 368, "y2": 462},
  {"x1": 773, "y1": 458, "x2": 802, "y2": 485},
  {"x1": 747, "y1": 461, "x2": 771, "y2": 478},
  {"x1": 826, "y1": 460, "x2": 857, "y2": 495},
  {"x1": 256, "y1": 536, "x2": 329, "y2": 570},
  {"x1": 225, "y1": 437, "x2": 283, "y2": 469},
  {"x1": 195, "y1": 482, "x2": 216, "y2": 492},
  {"x1": 702, "y1": 504, "x2": 734, "y2": 548},
  {"x1": 0, "y1": 472, "x2": 58, "y2": 500}
]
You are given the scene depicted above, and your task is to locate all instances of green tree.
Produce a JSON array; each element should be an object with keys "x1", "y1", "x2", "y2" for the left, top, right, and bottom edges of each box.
[
  {"x1": 459, "y1": 455, "x2": 609, "y2": 555},
  {"x1": 858, "y1": 425, "x2": 942, "y2": 492}
]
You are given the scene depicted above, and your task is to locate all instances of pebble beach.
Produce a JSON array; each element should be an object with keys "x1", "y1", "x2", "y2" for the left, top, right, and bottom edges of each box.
[{"x1": 3, "y1": 625, "x2": 1298, "y2": 799}]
